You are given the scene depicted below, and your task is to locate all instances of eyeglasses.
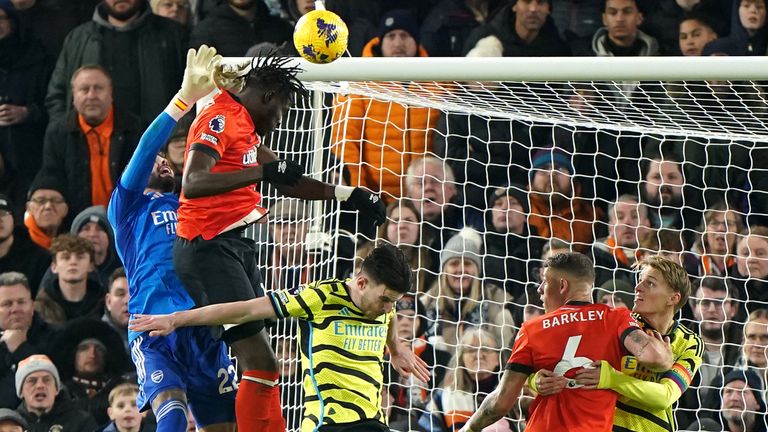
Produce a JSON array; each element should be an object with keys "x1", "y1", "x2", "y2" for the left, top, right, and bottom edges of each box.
[{"x1": 29, "y1": 197, "x2": 66, "y2": 206}]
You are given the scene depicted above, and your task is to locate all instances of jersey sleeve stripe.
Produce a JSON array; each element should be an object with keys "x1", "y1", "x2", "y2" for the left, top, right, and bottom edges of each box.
[
  {"x1": 505, "y1": 363, "x2": 534, "y2": 375},
  {"x1": 267, "y1": 293, "x2": 286, "y2": 319},
  {"x1": 189, "y1": 142, "x2": 222, "y2": 162},
  {"x1": 619, "y1": 326, "x2": 641, "y2": 347}
]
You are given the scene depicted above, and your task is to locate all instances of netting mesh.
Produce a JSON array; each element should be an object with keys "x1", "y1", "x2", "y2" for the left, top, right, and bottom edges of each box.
[{"x1": 250, "y1": 78, "x2": 768, "y2": 432}]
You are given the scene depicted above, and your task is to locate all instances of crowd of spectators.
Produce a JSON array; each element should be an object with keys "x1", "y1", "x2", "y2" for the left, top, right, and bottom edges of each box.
[{"x1": 1, "y1": 0, "x2": 768, "y2": 431}]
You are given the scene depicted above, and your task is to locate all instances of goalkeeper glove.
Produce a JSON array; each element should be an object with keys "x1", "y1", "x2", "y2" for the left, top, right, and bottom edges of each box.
[
  {"x1": 348, "y1": 188, "x2": 386, "y2": 226},
  {"x1": 167, "y1": 45, "x2": 222, "y2": 119},
  {"x1": 262, "y1": 159, "x2": 303, "y2": 186},
  {"x1": 212, "y1": 60, "x2": 250, "y2": 93}
]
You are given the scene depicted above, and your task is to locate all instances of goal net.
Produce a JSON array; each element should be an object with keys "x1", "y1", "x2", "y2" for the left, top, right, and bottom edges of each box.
[{"x1": 241, "y1": 57, "x2": 768, "y2": 432}]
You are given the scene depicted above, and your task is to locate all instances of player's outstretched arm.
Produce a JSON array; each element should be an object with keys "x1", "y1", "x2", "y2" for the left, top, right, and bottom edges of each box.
[
  {"x1": 575, "y1": 360, "x2": 681, "y2": 410},
  {"x1": 120, "y1": 45, "x2": 221, "y2": 192},
  {"x1": 386, "y1": 314, "x2": 431, "y2": 383},
  {"x1": 129, "y1": 297, "x2": 278, "y2": 337},
  {"x1": 461, "y1": 370, "x2": 525, "y2": 432},
  {"x1": 622, "y1": 328, "x2": 674, "y2": 372},
  {"x1": 255, "y1": 145, "x2": 387, "y2": 226}
]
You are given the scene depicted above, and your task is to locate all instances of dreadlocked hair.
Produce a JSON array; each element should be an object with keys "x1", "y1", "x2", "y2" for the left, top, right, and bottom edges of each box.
[{"x1": 244, "y1": 50, "x2": 309, "y2": 103}]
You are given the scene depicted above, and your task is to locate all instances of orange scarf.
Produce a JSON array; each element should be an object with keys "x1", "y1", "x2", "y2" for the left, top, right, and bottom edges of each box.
[
  {"x1": 701, "y1": 254, "x2": 735, "y2": 276},
  {"x1": 605, "y1": 236, "x2": 640, "y2": 267},
  {"x1": 24, "y1": 213, "x2": 53, "y2": 249},
  {"x1": 79, "y1": 107, "x2": 114, "y2": 207}
]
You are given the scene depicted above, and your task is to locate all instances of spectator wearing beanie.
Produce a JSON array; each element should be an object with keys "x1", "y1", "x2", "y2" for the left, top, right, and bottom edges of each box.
[
  {"x1": 0, "y1": 407, "x2": 27, "y2": 431},
  {"x1": 15, "y1": 354, "x2": 98, "y2": 432},
  {"x1": 0, "y1": 194, "x2": 51, "y2": 294},
  {"x1": 483, "y1": 184, "x2": 542, "y2": 299},
  {"x1": 23, "y1": 176, "x2": 70, "y2": 249},
  {"x1": 423, "y1": 228, "x2": 514, "y2": 352},
  {"x1": 331, "y1": 10, "x2": 439, "y2": 204},
  {"x1": 386, "y1": 294, "x2": 452, "y2": 432},
  {"x1": 708, "y1": 369, "x2": 768, "y2": 432},
  {"x1": 527, "y1": 148, "x2": 601, "y2": 252}
]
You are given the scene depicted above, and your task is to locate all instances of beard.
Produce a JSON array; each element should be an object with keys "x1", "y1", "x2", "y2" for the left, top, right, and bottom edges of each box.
[
  {"x1": 147, "y1": 174, "x2": 176, "y2": 193},
  {"x1": 102, "y1": 0, "x2": 142, "y2": 21},
  {"x1": 641, "y1": 184, "x2": 684, "y2": 211},
  {"x1": 701, "y1": 325, "x2": 724, "y2": 341}
]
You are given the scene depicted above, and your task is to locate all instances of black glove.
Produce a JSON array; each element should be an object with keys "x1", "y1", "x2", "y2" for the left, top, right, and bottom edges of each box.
[
  {"x1": 349, "y1": 187, "x2": 386, "y2": 226},
  {"x1": 262, "y1": 159, "x2": 303, "y2": 186}
]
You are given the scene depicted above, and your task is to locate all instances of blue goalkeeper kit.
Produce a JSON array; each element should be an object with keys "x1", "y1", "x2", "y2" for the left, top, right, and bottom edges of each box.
[{"x1": 107, "y1": 111, "x2": 236, "y2": 425}]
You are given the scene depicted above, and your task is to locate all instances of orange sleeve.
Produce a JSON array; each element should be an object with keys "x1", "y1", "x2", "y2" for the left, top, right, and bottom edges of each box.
[
  {"x1": 188, "y1": 109, "x2": 232, "y2": 158},
  {"x1": 506, "y1": 324, "x2": 535, "y2": 375}
]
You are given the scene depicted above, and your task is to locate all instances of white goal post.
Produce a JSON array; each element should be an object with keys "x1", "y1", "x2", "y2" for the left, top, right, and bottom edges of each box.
[{"x1": 231, "y1": 56, "x2": 768, "y2": 432}]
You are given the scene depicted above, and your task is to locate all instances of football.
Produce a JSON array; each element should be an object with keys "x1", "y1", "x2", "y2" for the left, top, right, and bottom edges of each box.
[{"x1": 293, "y1": 9, "x2": 348, "y2": 64}]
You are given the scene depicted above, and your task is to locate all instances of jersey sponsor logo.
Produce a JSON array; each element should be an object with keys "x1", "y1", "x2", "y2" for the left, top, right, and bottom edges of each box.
[
  {"x1": 151, "y1": 209, "x2": 178, "y2": 235},
  {"x1": 200, "y1": 132, "x2": 219, "y2": 145},
  {"x1": 151, "y1": 370, "x2": 164, "y2": 383},
  {"x1": 242, "y1": 147, "x2": 258, "y2": 165},
  {"x1": 541, "y1": 309, "x2": 605, "y2": 329},
  {"x1": 335, "y1": 321, "x2": 387, "y2": 352},
  {"x1": 209, "y1": 115, "x2": 225, "y2": 133}
]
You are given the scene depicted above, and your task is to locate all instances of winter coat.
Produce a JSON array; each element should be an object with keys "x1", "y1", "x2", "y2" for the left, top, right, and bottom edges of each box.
[
  {"x1": 0, "y1": 313, "x2": 58, "y2": 409},
  {"x1": 484, "y1": 227, "x2": 542, "y2": 299},
  {"x1": 45, "y1": 2, "x2": 186, "y2": 127},
  {"x1": 462, "y1": 4, "x2": 570, "y2": 57},
  {"x1": 0, "y1": 226, "x2": 52, "y2": 296},
  {"x1": 330, "y1": 37, "x2": 438, "y2": 203},
  {"x1": 34, "y1": 278, "x2": 105, "y2": 326},
  {"x1": 420, "y1": 0, "x2": 504, "y2": 57},
  {"x1": 17, "y1": 393, "x2": 99, "y2": 432},
  {"x1": 37, "y1": 109, "x2": 141, "y2": 219},
  {"x1": 190, "y1": 1, "x2": 293, "y2": 56},
  {"x1": 529, "y1": 192, "x2": 601, "y2": 252},
  {"x1": 0, "y1": 28, "x2": 53, "y2": 216}
]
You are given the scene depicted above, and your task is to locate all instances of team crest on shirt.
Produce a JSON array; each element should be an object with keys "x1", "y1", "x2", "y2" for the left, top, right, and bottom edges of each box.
[{"x1": 209, "y1": 115, "x2": 225, "y2": 133}]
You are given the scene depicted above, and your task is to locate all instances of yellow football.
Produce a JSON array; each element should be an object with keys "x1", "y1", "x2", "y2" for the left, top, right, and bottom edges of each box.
[{"x1": 293, "y1": 9, "x2": 348, "y2": 64}]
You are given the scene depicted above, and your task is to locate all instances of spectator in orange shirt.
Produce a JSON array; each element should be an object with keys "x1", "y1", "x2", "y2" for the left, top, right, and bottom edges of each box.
[
  {"x1": 37, "y1": 65, "x2": 140, "y2": 218},
  {"x1": 331, "y1": 9, "x2": 440, "y2": 203},
  {"x1": 528, "y1": 148, "x2": 600, "y2": 252}
]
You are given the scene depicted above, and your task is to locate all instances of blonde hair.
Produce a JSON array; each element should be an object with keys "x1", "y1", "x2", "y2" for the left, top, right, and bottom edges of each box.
[
  {"x1": 108, "y1": 383, "x2": 138, "y2": 406},
  {"x1": 635, "y1": 255, "x2": 692, "y2": 311},
  {"x1": 442, "y1": 328, "x2": 500, "y2": 392}
]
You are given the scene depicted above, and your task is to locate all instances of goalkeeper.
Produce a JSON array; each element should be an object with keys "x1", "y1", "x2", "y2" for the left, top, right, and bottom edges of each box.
[
  {"x1": 107, "y1": 45, "x2": 237, "y2": 432},
  {"x1": 130, "y1": 243, "x2": 431, "y2": 432},
  {"x1": 533, "y1": 256, "x2": 703, "y2": 432}
]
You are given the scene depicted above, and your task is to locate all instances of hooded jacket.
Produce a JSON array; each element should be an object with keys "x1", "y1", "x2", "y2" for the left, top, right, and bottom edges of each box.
[
  {"x1": 589, "y1": 27, "x2": 660, "y2": 57},
  {"x1": 462, "y1": 4, "x2": 571, "y2": 57},
  {"x1": 330, "y1": 37, "x2": 437, "y2": 203},
  {"x1": 45, "y1": 0, "x2": 186, "y2": 127},
  {"x1": 190, "y1": 0, "x2": 293, "y2": 56},
  {"x1": 702, "y1": 0, "x2": 768, "y2": 56}
]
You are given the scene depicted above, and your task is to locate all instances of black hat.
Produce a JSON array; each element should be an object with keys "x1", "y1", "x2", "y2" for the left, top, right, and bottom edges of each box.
[
  {"x1": 723, "y1": 369, "x2": 767, "y2": 412},
  {"x1": 378, "y1": 9, "x2": 419, "y2": 42},
  {"x1": 27, "y1": 175, "x2": 66, "y2": 201},
  {"x1": 395, "y1": 294, "x2": 428, "y2": 337},
  {"x1": 488, "y1": 183, "x2": 530, "y2": 214}
]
